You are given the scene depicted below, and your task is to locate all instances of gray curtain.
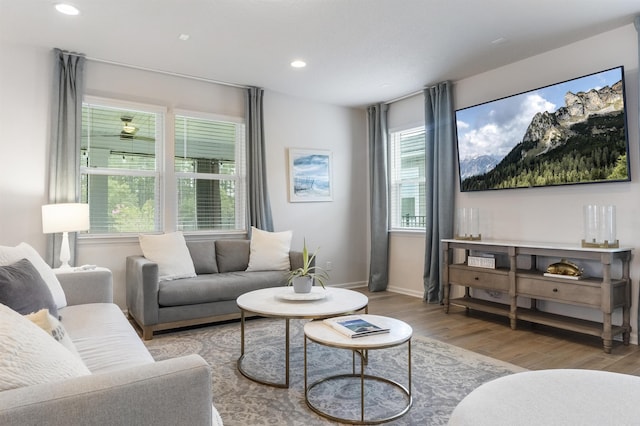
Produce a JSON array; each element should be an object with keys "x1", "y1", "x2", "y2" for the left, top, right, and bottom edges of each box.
[
  {"x1": 245, "y1": 87, "x2": 274, "y2": 232},
  {"x1": 47, "y1": 48, "x2": 86, "y2": 267},
  {"x1": 423, "y1": 82, "x2": 456, "y2": 303},
  {"x1": 367, "y1": 103, "x2": 389, "y2": 291}
]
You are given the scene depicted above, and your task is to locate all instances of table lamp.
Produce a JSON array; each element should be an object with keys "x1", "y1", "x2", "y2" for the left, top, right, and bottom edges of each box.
[{"x1": 42, "y1": 203, "x2": 90, "y2": 268}]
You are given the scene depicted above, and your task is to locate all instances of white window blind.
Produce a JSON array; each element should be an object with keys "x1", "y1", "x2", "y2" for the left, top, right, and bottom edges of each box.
[
  {"x1": 174, "y1": 113, "x2": 246, "y2": 231},
  {"x1": 389, "y1": 127, "x2": 426, "y2": 229},
  {"x1": 80, "y1": 100, "x2": 163, "y2": 234}
]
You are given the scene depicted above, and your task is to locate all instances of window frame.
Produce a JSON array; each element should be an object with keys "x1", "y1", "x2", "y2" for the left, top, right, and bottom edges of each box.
[
  {"x1": 80, "y1": 96, "x2": 166, "y2": 237},
  {"x1": 173, "y1": 109, "x2": 247, "y2": 233},
  {"x1": 388, "y1": 125, "x2": 427, "y2": 232},
  {"x1": 79, "y1": 97, "x2": 247, "y2": 238}
]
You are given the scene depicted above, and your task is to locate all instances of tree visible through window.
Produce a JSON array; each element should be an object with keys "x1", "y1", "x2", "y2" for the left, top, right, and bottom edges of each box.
[{"x1": 389, "y1": 127, "x2": 426, "y2": 229}]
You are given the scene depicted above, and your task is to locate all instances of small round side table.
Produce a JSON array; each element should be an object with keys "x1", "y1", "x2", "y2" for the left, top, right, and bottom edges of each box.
[{"x1": 303, "y1": 314, "x2": 412, "y2": 424}]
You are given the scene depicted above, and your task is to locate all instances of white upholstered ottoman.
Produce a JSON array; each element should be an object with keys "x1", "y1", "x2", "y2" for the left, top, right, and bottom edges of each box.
[{"x1": 448, "y1": 369, "x2": 640, "y2": 426}]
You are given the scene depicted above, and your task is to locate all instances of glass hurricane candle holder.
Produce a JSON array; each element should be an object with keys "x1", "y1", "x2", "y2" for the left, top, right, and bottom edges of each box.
[
  {"x1": 455, "y1": 207, "x2": 481, "y2": 240},
  {"x1": 582, "y1": 204, "x2": 618, "y2": 248}
]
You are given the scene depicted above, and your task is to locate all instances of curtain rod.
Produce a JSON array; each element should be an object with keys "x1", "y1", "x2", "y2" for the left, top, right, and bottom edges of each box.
[
  {"x1": 384, "y1": 89, "x2": 422, "y2": 105},
  {"x1": 384, "y1": 82, "x2": 450, "y2": 105},
  {"x1": 65, "y1": 50, "x2": 250, "y2": 89}
]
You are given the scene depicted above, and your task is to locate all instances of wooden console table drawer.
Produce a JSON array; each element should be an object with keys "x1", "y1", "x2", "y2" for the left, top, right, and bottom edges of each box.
[
  {"x1": 449, "y1": 266, "x2": 509, "y2": 292},
  {"x1": 517, "y1": 277, "x2": 600, "y2": 307}
]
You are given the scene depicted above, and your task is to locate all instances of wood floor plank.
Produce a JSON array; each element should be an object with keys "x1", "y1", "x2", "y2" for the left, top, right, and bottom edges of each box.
[{"x1": 359, "y1": 288, "x2": 640, "y2": 375}]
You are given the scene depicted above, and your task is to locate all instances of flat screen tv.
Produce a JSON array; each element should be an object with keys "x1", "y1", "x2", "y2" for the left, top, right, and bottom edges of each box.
[{"x1": 455, "y1": 66, "x2": 630, "y2": 192}]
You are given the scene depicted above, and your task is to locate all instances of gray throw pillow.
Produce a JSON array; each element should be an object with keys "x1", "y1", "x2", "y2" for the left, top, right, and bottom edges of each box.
[
  {"x1": 187, "y1": 241, "x2": 218, "y2": 274},
  {"x1": 215, "y1": 240, "x2": 250, "y2": 273},
  {"x1": 0, "y1": 258, "x2": 58, "y2": 317}
]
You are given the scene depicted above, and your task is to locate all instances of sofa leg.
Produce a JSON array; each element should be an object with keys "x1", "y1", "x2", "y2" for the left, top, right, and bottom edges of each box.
[{"x1": 142, "y1": 326, "x2": 154, "y2": 340}]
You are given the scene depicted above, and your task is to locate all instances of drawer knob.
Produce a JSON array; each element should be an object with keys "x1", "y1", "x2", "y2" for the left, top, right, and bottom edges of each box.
[
  {"x1": 553, "y1": 288, "x2": 559, "y2": 292},
  {"x1": 474, "y1": 276, "x2": 479, "y2": 280}
]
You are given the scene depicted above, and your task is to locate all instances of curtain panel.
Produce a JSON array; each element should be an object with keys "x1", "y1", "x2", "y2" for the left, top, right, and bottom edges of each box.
[
  {"x1": 245, "y1": 87, "x2": 274, "y2": 232},
  {"x1": 423, "y1": 82, "x2": 456, "y2": 303},
  {"x1": 367, "y1": 103, "x2": 389, "y2": 291},
  {"x1": 47, "y1": 48, "x2": 86, "y2": 267}
]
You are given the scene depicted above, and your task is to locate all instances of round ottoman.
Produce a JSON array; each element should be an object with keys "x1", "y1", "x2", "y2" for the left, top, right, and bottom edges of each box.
[{"x1": 449, "y1": 369, "x2": 640, "y2": 426}]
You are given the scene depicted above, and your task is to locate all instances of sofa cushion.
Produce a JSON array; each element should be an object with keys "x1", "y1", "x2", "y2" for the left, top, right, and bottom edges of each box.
[
  {"x1": 246, "y1": 227, "x2": 292, "y2": 272},
  {"x1": 0, "y1": 258, "x2": 58, "y2": 318},
  {"x1": 25, "y1": 308, "x2": 80, "y2": 358},
  {"x1": 215, "y1": 240, "x2": 250, "y2": 273},
  {"x1": 187, "y1": 241, "x2": 218, "y2": 274},
  {"x1": 158, "y1": 271, "x2": 288, "y2": 307},
  {"x1": 0, "y1": 242, "x2": 67, "y2": 309},
  {"x1": 139, "y1": 232, "x2": 196, "y2": 281},
  {"x1": 61, "y1": 303, "x2": 155, "y2": 374},
  {"x1": 0, "y1": 303, "x2": 90, "y2": 391}
]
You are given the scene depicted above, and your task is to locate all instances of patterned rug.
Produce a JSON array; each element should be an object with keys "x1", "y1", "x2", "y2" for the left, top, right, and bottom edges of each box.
[{"x1": 145, "y1": 318, "x2": 526, "y2": 425}]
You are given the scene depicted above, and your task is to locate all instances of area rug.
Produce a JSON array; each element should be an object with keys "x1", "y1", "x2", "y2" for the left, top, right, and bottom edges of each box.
[{"x1": 145, "y1": 318, "x2": 526, "y2": 425}]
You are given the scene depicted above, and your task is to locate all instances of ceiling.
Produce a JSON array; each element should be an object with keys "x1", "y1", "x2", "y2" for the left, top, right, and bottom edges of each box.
[{"x1": 1, "y1": 0, "x2": 638, "y2": 108}]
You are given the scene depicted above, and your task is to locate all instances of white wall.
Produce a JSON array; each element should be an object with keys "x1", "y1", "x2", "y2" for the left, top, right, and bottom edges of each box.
[
  {"x1": 0, "y1": 41, "x2": 368, "y2": 307},
  {"x1": 388, "y1": 23, "x2": 640, "y2": 342},
  {"x1": 264, "y1": 92, "x2": 369, "y2": 286},
  {"x1": 0, "y1": 43, "x2": 52, "y2": 247}
]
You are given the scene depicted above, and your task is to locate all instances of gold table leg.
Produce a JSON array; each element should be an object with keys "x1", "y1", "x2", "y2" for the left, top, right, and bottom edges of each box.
[
  {"x1": 305, "y1": 338, "x2": 412, "y2": 424},
  {"x1": 237, "y1": 313, "x2": 292, "y2": 388}
]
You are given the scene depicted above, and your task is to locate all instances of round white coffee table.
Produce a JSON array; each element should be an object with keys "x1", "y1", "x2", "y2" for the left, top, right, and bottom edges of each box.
[
  {"x1": 236, "y1": 287, "x2": 368, "y2": 388},
  {"x1": 303, "y1": 314, "x2": 413, "y2": 424}
]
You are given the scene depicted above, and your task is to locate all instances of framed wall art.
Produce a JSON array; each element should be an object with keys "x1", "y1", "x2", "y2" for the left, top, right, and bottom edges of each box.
[{"x1": 288, "y1": 148, "x2": 333, "y2": 202}]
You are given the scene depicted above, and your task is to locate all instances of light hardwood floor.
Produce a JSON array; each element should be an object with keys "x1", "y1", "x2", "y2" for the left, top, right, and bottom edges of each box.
[{"x1": 359, "y1": 288, "x2": 640, "y2": 376}]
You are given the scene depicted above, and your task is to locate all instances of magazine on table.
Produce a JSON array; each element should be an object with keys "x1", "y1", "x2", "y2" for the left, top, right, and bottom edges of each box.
[{"x1": 323, "y1": 315, "x2": 390, "y2": 338}]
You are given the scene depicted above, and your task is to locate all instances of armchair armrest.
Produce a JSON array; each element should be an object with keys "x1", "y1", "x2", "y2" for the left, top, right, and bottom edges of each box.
[
  {"x1": 126, "y1": 255, "x2": 160, "y2": 337},
  {"x1": 55, "y1": 268, "x2": 113, "y2": 306},
  {"x1": 0, "y1": 354, "x2": 213, "y2": 426}
]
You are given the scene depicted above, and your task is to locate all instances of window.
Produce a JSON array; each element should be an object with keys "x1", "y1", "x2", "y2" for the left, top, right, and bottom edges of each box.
[
  {"x1": 389, "y1": 127, "x2": 426, "y2": 229},
  {"x1": 81, "y1": 99, "x2": 163, "y2": 234},
  {"x1": 80, "y1": 98, "x2": 247, "y2": 235},
  {"x1": 174, "y1": 112, "x2": 246, "y2": 231}
]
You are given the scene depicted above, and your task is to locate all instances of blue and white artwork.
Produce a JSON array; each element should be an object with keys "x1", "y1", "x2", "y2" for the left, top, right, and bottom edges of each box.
[{"x1": 289, "y1": 149, "x2": 332, "y2": 202}]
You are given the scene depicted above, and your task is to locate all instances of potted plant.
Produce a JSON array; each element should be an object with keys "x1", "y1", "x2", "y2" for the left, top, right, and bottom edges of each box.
[{"x1": 288, "y1": 239, "x2": 330, "y2": 293}]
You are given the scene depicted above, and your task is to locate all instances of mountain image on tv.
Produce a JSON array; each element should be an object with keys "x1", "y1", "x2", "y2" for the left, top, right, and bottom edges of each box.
[{"x1": 456, "y1": 67, "x2": 630, "y2": 192}]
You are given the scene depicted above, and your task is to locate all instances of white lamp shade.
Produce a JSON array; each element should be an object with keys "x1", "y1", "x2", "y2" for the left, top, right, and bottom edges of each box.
[{"x1": 42, "y1": 203, "x2": 90, "y2": 234}]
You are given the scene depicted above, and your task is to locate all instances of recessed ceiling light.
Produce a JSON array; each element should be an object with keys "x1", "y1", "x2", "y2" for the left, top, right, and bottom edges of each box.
[
  {"x1": 178, "y1": 34, "x2": 190, "y2": 41},
  {"x1": 290, "y1": 60, "x2": 307, "y2": 68},
  {"x1": 55, "y1": 3, "x2": 80, "y2": 15}
]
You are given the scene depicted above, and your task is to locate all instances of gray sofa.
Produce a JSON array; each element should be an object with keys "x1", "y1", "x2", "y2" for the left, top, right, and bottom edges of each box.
[
  {"x1": 126, "y1": 239, "x2": 303, "y2": 340},
  {"x1": 0, "y1": 267, "x2": 218, "y2": 426}
]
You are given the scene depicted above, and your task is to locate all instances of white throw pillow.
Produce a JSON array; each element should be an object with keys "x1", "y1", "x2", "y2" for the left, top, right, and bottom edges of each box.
[
  {"x1": 246, "y1": 227, "x2": 292, "y2": 272},
  {"x1": 0, "y1": 303, "x2": 90, "y2": 391},
  {"x1": 0, "y1": 242, "x2": 67, "y2": 309},
  {"x1": 25, "y1": 308, "x2": 81, "y2": 358},
  {"x1": 139, "y1": 232, "x2": 196, "y2": 281}
]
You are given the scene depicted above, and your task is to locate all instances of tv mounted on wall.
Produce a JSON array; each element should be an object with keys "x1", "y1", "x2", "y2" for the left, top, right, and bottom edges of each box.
[{"x1": 455, "y1": 66, "x2": 630, "y2": 192}]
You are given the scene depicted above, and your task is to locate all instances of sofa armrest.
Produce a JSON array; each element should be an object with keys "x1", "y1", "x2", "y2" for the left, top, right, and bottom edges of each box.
[
  {"x1": 55, "y1": 268, "x2": 113, "y2": 306},
  {"x1": 126, "y1": 255, "x2": 160, "y2": 330},
  {"x1": 0, "y1": 354, "x2": 213, "y2": 426}
]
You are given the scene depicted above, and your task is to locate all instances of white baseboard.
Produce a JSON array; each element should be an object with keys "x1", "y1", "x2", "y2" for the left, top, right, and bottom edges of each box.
[
  {"x1": 385, "y1": 285, "x2": 423, "y2": 299},
  {"x1": 328, "y1": 282, "x2": 424, "y2": 299},
  {"x1": 326, "y1": 281, "x2": 368, "y2": 289}
]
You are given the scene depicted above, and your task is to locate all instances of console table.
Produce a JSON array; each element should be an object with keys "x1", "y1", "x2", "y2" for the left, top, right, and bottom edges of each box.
[{"x1": 441, "y1": 239, "x2": 632, "y2": 353}]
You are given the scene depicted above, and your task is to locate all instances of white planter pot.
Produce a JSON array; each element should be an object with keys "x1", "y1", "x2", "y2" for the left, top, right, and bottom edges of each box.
[{"x1": 292, "y1": 276, "x2": 313, "y2": 293}]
